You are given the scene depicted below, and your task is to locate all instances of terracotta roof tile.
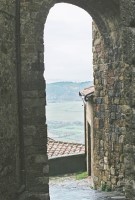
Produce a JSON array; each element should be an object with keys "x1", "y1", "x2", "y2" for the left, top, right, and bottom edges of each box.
[{"x1": 47, "y1": 138, "x2": 85, "y2": 158}]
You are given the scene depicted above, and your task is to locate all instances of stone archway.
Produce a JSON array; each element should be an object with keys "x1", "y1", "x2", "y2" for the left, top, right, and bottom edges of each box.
[
  {"x1": 0, "y1": 1, "x2": 134, "y2": 200},
  {"x1": 20, "y1": 1, "x2": 122, "y2": 199}
]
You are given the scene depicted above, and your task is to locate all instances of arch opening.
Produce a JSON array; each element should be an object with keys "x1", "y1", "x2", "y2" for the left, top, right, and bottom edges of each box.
[
  {"x1": 44, "y1": 3, "x2": 93, "y2": 83},
  {"x1": 44, "y1": 3, "x2": 94, "y2": 182},
  {"x1": 1, "y1": 0, "x2": 134, "y2": 200},
  {"x1": 18, "y1": 0, "x2": 126, "y2": 199}
]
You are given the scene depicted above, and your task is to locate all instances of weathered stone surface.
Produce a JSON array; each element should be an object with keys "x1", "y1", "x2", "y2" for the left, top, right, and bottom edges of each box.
[
  {"x1": 0, "y1": 0, "x2": 135, "y2": 200},
  {"x1": 0, "y1": 1, "x2": 20, "y2": 200}
]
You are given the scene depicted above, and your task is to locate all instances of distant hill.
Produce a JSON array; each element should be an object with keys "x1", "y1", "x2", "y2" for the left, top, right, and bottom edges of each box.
[{"x1": 46, "y1": 81, "x2": 93, "y2": 102}]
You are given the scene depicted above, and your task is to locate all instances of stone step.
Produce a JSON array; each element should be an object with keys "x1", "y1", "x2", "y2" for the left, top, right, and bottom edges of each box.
[{"x1": 111, "y1": 196, "x2": 126, "y2": 200}]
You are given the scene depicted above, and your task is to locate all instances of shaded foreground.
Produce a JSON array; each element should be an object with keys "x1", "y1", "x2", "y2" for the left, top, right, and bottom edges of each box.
[{"x1": 49, "y1": 175, "x2": 126, "y2": 200}]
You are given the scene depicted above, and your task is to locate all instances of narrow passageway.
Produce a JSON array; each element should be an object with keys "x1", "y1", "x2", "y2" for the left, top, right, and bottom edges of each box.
[{"x1": 49, "y1": 175, "x2": 125, "y2": 200}]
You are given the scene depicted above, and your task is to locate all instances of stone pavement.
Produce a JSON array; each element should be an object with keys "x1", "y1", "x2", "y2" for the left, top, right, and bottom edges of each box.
[{"x1": 49, "y1": 175, "x2": 126, "y2": 200}]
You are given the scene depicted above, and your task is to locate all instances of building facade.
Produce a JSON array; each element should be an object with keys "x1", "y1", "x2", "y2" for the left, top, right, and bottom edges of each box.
[{"x1": 79, "y1": 86, "x2": 94, "y2": 180}]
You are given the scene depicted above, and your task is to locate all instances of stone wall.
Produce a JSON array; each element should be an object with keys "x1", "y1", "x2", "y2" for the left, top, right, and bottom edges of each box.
[
  {"x1": 92, "y1": 21, "x2": 126, "y2": 192},
  {"x1": 92, "y1": 1, "x2": 135, "y2": 197},
  {"x1": 120, "y1": 1, "x2": 135, "y2": 198},
  {"x1": 0, "y1": 1, "x2": 19, "y2": 200},
  {"x1": 20, "y1": 0, "x2": 50, "y2": 199},
  {"x1": 49, "y1": 154, "x2": 86, "y2": 176},
  {"x1": 0, "y1": 0, "x2": 135, "y2": 200}
]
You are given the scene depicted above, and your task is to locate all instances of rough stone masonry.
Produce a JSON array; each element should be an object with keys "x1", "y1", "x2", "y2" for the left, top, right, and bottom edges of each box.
[{"x1": 0, "y1": 0, "x2": 135, "y2": 200}]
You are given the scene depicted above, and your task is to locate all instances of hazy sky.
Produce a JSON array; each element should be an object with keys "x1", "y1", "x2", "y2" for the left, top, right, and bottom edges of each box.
[{"x1": 44, "y1": 3, "x2": 93, "y2": 83}]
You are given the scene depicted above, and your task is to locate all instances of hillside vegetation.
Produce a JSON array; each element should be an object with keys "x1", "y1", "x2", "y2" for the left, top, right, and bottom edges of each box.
[{"x1": 46, "y1": 81, "x2": 93, "y2": 102}]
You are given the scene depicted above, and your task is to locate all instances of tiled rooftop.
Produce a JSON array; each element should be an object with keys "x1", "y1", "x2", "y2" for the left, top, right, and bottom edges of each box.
[
  {"x1": 47, "y1": 137, "x2": 85, "y2": 159},
  {"x1": 79, "y1": 86, "x2": 94, "y2": 101},
  {"x1": 79, "y1": 86, "x2": 95, "y2": 96}
]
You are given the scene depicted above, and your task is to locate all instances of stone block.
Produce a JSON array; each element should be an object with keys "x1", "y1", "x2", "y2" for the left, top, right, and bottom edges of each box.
[
  {"x1": 23, "y1": 98, "x2": 45, "y2": 109},
  {"x1": 23, "y1": 125, "x2": 37, "y2": 136},
  {"x1": 104, "y1": 164, "x2": 109, "y2": 170},
  {"x1": 94, "y1": 176, "x2": 99, "y2": 182},
  {"x1": 23, "y1": 116, "x2": 45, "y2": 126},
  {"x1": 24, "y1": 145, "x2": 46, "y2": 156},
  {"x1": 35, "y1": 155, "x2": 48, "y2": 164},
  {"x1": 119, "y1": 135, "x2": 125, "y2": 143},
  {"x1": 22, "y1": 71, "x2": 45, "y2": 91},
  {"x1": 23, "y1": 193, "x2": 50, "y2": 200},
  {"x1": 38, "y1": 177, "x2": 49, "y2": 185},
  {"x1": 99, "y1": 159, "x2": 104, "y2": 168},
  {"x1": 102, "y1": 175, "x2": 107, "y2": 182},
  {"x1": 111, "y1": 112, "x2": 116, "y2": 120},
  {"x1": 1, "y1": 0, "x2": 135, "y2": 199},
  {"x1": 99, "y1": 119, "x2": 104, "y2": 128},
  {"x1": 120, "y1": 154, "x2": 124, "y2": 163},
  {"x1": 104, "y1": 157, "x2": 108, "y2": 165},
  {"x1": 122, "y1": 28, "x2": 135, "y2": 64},
  {"x1": 22, "y1": 90, "x2": 45, "y2": 98},
  {"x1": 111, "y1": 167, "x2": 115, "y2": 175},
  {"x1": 111, "y1": 177, "x2": 117, "y2": 185},
  {"x1": 120, "y1": 0, "x2": 135, "y2": 27},
  {"x1": 24, "y1": 137, "x2": 33, "y2": 146},
  {"x1": 43, "y1": 165, "x2": 49, "y2": 174}
]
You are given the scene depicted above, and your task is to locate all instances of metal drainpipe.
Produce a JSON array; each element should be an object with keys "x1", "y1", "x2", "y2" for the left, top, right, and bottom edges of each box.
[{"x1": 15, "y1": 0, "x2": 25, "y2": 191}]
